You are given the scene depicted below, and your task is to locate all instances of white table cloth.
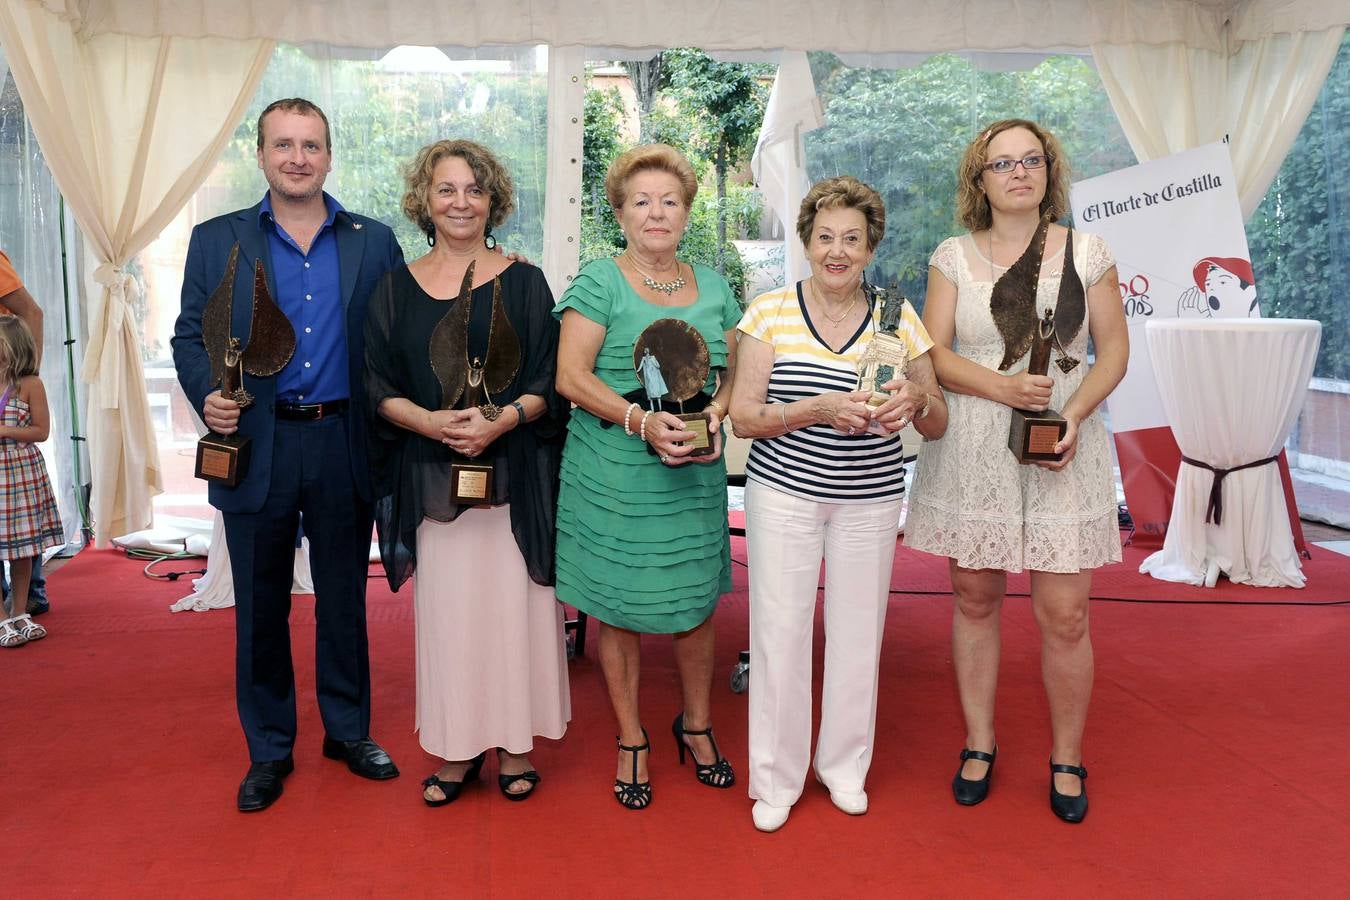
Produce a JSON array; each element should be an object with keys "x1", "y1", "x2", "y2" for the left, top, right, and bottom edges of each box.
[{"x1": 1139, "y1": 318, "x2": 1320, "y2": 587}]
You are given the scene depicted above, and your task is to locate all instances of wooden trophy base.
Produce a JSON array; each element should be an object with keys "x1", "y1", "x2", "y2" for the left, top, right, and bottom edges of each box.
[
  {"x1": 676, "y1": 412, "x2": 714, "y2": 457},
  {"x1": 450, "y1": 462, "x2": 494, "y2": 506},
  {"x1": 1008, "y1": 408, "x2": 1067, "y2": 463},
  {"x1": 195, "y1": 433, "x2": 251, "y2": 486}
]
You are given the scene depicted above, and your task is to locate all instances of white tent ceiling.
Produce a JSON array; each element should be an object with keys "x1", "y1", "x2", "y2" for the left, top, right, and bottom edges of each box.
[{"x1": 40, "y1": 0, "x2": 1350, "y2": 53}]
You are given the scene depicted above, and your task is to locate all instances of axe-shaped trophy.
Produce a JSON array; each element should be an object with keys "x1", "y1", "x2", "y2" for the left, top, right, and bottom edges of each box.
[{"x1": 194, "y1": 243, "x2": 296, "y2": 486}]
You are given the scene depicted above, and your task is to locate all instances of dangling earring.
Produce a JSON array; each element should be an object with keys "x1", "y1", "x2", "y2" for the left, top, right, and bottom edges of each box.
[
  {"x1": 425, "y1": 228, "x2": 436, "y2": 248},
  {"x1": 483, "y1": 226, "x2": 497, "y2": 251}
]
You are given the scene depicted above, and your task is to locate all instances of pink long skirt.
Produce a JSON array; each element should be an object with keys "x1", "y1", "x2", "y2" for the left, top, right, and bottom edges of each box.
[{"x1": 413, "y1": 507, "x2": 571, "y2": 760}]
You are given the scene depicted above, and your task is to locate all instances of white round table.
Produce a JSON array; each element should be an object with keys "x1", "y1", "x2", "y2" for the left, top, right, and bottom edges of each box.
[{"x1": 1139, "y1": 318, "x2": 1321, "y2": 588}]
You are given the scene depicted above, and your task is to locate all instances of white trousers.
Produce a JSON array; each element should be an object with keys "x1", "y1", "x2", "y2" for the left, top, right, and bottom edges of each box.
[{"x1": 745, "y1": 479, "x2": 903, "y2": 807}]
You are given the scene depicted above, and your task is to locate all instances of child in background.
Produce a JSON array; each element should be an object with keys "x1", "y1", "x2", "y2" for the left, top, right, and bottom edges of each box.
[{"x1": 0, "y1": 316, "x2": 62, "y2": 647}]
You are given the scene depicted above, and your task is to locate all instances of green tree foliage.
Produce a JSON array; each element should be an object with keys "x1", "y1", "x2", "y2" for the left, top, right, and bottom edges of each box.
[
  {"x1": 1247, "y1": 34, "x2": 1349, "y2": 379},
  {"x1": 580, "y1": 55, "x2": 768, "y2": 296},
  {"x1": 216, "y1": 45, "x2": 548, "y2": 264},
  {"x1": 804, "y1": 52, "x2": 1134, "y2": 307},
  {"x1": 662, "y1": 50, "x2": 772, "y2": 275}
]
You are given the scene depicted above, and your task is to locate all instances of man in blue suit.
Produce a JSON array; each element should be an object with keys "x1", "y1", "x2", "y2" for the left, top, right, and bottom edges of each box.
[{"x1": 173, "y1": 98, "x2": 403, "y2": 812}]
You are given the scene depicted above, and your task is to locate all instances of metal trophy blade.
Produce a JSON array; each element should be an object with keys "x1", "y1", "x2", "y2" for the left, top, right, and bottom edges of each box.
[
  {"x1": 428, "y1": 262, "x2": 520, "y2": 505},
  {"x1": 1006, "y1": 309, "x2": 1067, "y2": 463},
  {"x1": 195, "y1": 245, "x2": 296, "y2": 486},
  {"x1": 633, "y1": 318, "x2": 714, "y2": 457}
]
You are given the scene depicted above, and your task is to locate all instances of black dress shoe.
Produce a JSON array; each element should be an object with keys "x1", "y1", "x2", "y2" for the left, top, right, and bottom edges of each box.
[
  {"x1": 237, "y1": 757, "x2": 294, "y2": 812},
  {"x1": 1049, "y1": 760, "x2": 1089, "y2": 823},
  {"x1": 952, "y1": 746, "x2": 996, "y2": 806},
  {"x1": 322, "y1": 736, "x2": 399, "y2": 780}
]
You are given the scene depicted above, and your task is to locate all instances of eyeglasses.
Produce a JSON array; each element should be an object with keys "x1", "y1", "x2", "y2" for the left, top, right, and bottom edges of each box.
[{"x1": 983, "y1": 154, "x2": 1050, "y2": 175}]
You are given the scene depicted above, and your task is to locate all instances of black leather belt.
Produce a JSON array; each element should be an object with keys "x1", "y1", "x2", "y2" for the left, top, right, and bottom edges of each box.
[{"x1": 275, "y1": 399, "x2": 349, "y2": 421}]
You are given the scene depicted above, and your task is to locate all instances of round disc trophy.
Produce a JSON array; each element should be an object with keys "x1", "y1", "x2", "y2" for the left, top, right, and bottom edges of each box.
[{"x1": 632, "y1": 318, "x2": 714, "y2": 457}]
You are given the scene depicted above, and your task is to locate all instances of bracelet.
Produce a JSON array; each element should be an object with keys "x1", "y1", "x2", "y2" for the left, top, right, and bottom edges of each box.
[
  {"x1": 917, "y1": 393, "x2": 932, "y2": 420},
  {"x1": 639, "y1": 410, "x2": 654, "y2": 442},
  {"x1": 623, "y1": 401, "x2": 640, "y2": 435},
  {"x1": 778, "y1": 402, "x2": 790, "y2": 433},
  {"x1": 512, "y1": 400, "x2": 527, "y2": 427},
  {"x1": 706, "y1": 399, "x2": 727, "y2": 419}
]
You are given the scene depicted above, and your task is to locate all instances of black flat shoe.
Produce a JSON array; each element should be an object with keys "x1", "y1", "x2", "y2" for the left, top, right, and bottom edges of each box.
[
  {"x1": 614, "y1": 728, "x2": 652, "y2": 810},
  {"x1": 498, "y1": 769, "x2": 541, "y2": 801},
  {"x1": 1049, "y1": 759, "x2": 1089, "y2": 823},
  {"x1": 672, "y1": 713, "x2": 735, "y2": 789},
  {"x1": 237, "y1": 757, "x2": 294, "y2": 812},
  {"x1": 422, "y1": 752, "x2": 486, "y2": 807},
  {"x1": 322, "y1": 736, "x2": 400, "y2": 780},
  {"x1": 952, "y1": 746, "x2": 996, "y2": 806}
]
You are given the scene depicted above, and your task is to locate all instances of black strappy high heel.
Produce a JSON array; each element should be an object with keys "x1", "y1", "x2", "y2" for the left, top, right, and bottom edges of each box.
[
  {"x1": 672, "y1": 712, "x2": 735, "y2": 789},
  {"x1": 614, "y1": 728, "x2": 652, "y2": 810},
  {"x1": 421, "y1": 751, "x2": 486, "y2": 807}
]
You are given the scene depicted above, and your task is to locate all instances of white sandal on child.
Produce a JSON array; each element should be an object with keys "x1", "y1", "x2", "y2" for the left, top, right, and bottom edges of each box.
[
  {"x1": 0, "y1": 617, "x2": 28, "y2": 648},
  {"x1": 12, "y1": 614, "x2": 45, "y2": 642}
]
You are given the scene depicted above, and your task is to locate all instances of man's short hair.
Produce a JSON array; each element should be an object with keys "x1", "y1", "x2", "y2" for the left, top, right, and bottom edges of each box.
[{"x1": 256, "y1": 98, "x2": 332, "y2": 152}]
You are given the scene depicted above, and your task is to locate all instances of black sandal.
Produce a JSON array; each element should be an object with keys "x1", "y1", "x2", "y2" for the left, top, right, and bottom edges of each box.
[
  {"x1": 498, "y1": 769, "x2": 541, "y2": 801},
  {"x1": 672, "y1": 712, "x2": 735, "y2": 789},
  {"x1": 614, "y1": 728, "x2": 652, "y2": 810},
  {"x1": 1049, "y1": 759, "x2": 1089, "y2": 823},
  {"x1": 421, "y1": 752, "x2": 486, "y2": 807}
]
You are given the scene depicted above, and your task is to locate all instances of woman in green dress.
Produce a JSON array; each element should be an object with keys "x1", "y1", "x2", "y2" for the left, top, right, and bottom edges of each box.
[{"x1": 555, "y1": 144, "x2": 739, "y2": 809}]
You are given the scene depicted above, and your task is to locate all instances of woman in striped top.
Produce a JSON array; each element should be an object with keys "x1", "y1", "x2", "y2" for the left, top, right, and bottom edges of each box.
[{"x1": 729, "y1": 176, "x2": 948, "y2": 832}]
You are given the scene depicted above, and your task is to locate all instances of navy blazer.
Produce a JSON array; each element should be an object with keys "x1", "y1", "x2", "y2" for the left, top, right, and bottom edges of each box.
[{"x1": 172, "y1": 199, "x2": 404, "y2": 514}]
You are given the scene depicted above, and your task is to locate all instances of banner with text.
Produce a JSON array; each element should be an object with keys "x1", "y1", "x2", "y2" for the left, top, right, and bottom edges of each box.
[{"x1": 1069, "y1": 143, "x2": 1287, "y2": 547}]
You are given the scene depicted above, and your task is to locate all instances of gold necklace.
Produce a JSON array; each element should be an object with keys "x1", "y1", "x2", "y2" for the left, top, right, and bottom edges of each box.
[
  {"x1": 625, "y1": 253, "x2": 686, "y2": 296},
  {"x1": 810, "y1": 279, "x2": 858, "y2": 325}
]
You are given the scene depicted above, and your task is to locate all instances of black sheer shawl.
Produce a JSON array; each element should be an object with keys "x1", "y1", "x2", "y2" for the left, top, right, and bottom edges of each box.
[{"x1": 363, "y1": 262, "x2": 568, "y2": 591}]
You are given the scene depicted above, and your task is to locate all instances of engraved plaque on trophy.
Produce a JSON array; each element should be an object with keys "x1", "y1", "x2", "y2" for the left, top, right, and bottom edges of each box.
[
  {"x1": 856, "y1": 282, "x2": 911, "y2": 437},
  {"x1": 633, "y1": 318, "x2": 714, "y2": 457},
  {"x1": 429, "y1": 262, "x2": 522, "y2": 505},
  {"x1": 1006, "y1": 309, "x2": 1067, "y2": 463},
  {"x1": 195, "y1": 244, "x2": 296, "y2": 486}
]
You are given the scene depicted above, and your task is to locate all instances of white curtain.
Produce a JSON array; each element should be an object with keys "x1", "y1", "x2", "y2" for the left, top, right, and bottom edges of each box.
[
  {"x1": 0, "y1": 1, "x2": 272, "y2": 545},
  {"x1": 751, "y1": 50, "x2": 824, "y2": 287},
  {"x1": 1093, "y1": 27, "x2": 1345, "y2": 218},
  {"x1": 31, "y1": 0, "x2": 1237, "y2": 54}
]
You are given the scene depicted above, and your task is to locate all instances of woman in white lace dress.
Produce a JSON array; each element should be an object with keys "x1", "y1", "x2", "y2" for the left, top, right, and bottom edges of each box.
[{"x1": 906, "y1": 119, "x2": 1128, "y2": 823}]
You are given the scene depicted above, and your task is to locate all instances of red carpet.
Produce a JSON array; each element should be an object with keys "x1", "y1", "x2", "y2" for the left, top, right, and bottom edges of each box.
[{"x1": 9, "y1": 544, "x2": 1350, "y2": 897}]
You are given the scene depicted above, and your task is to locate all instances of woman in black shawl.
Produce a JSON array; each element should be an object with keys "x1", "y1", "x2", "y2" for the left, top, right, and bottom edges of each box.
[{"x1": 364, "y1": 139, "x2": 570, "y2": 806}]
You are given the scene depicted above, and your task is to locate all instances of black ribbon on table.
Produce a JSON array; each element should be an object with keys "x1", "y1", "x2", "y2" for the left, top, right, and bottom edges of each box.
[{"x1": 1180, "y1": 455, "x2": 1279, "y2": 526}]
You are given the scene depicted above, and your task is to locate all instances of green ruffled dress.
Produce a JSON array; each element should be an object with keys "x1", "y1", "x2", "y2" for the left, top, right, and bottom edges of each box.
[{"x1": 554, "y1": 258, "x2": 739, "y2": 633}]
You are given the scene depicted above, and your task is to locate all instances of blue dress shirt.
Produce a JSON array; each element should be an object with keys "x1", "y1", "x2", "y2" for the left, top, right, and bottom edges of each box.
[{"x1": 259, "y1": 192, "x2": 348, "y2": 404}]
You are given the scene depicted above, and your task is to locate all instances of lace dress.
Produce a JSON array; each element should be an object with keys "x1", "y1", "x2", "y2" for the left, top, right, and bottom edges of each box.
[{"x1": 906, "y1": 232, "x2": 1122, "y2": 573}]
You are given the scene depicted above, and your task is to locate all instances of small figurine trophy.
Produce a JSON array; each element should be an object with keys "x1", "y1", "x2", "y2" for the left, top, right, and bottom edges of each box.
[
  {"x1": 855, "y1": 281, "x2": 910, "y2": 437},
  {"x1": 195, "y1": 244, "x2": 296, "y2": 486},
  {"x1": 428, "y1": 261, "x2": 522, "y2": 505},
  {"x1": 633, "y1": 318, "x2": 714, "y2": 457},
  {"x1": 1006, "y1": 309, "x2": 1068, "y2": 463}
]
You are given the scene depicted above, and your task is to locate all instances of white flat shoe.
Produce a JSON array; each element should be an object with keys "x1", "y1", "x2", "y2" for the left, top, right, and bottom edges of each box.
[
  {"x1": 828, "y1": 789, "x2": 868, "y2": 815},
  {"x1": 751, "y1": 800, "x2": 791, "y2": 832}
]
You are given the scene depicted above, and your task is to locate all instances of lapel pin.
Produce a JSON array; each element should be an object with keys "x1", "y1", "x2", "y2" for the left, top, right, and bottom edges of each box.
[{"x1": 352, "y1": 222, "x2": 363, "y2": 230}]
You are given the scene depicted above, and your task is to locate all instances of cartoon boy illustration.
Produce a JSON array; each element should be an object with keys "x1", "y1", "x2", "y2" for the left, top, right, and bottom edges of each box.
[{"x1": 1177, "y1": 256, "x2": 1259, "y2": 318}]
